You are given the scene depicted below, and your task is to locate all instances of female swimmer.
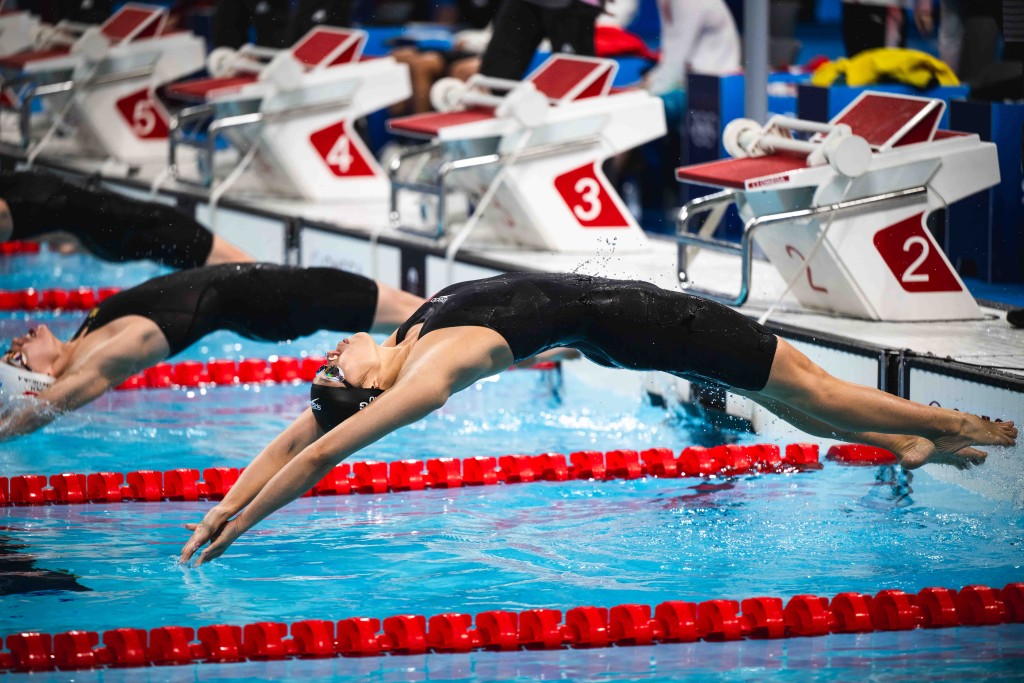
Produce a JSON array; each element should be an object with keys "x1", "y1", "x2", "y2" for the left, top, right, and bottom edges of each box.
[
  {"x1": 180, "y1": 272, "x2": 1017, "y2": 565},
  {"x1": 0, "y1": 264, "x2": 424, "y2": 439},
  {"x1": 0, "y1": 169, "x2": 251, "y2": 267}
]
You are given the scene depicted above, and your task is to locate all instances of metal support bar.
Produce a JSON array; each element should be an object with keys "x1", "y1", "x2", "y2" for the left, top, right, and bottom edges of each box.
[
  {"x1": 388, "y1": 134, "x2": 601, "y2": 239},
  {"x1": 169, "y1": 95, "x2": 351, "y2": 188},
  {"x1": 676, "y1": 185, "x2": 928, "y2": 307}
]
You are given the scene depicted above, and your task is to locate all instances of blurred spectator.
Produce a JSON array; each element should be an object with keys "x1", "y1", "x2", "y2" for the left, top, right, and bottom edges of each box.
[
  {"x1": 644, "y1": 0, "x2": 740, "y2": 98},
  {"x1": 17, "y1": 0, "x2": 114, "y2": 24},
  {"x1": 391, "y1": 0, "x2": 501, "y2": 113},
  {"x1": 841, "y1": 0, "x2": 935, "y2": 58},
  {"x1": 213, "y1": 0, "x2": 291, "y2": 48},
  {"x1": 478, "y1": 0, "x2": 604, "y2": 81}
]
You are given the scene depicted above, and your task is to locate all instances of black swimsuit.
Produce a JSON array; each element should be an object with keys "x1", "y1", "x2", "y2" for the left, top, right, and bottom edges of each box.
[
  {"x1": 395, "y1": 273, "x2": 778, "y2": 391},
  {"x1": 2, "y1": 169, "x2": 214, "y2": 269},
  {"x1": 72, "y1": 263, "x2": 379, "y2": 355}
]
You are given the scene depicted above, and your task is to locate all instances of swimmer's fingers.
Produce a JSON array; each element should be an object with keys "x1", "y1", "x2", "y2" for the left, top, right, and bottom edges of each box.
[
  {"x1": 180, "y1": 521, "x2": 218, "y2": 564},
  {"x1": 194, "y1": 519, "x2": 241, "y2": 566}
]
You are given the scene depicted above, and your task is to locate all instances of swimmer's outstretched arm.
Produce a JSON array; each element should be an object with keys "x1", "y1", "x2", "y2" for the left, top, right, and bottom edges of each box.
[
  {"x1": 181, "y1": 329, "x2": 505, "y2": 565},
  {"x1": 180, "y1": 408, "x2": 324, "y2": 562},
  {"x1": 0, "y1": 366, "x2": 117, "y2": 440}
]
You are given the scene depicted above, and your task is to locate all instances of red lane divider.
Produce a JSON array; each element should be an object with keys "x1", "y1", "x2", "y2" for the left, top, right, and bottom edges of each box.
[
  {"x1": 114, "y1": 355, "x2": 557, "y2": 392},
  {"x1": 111, "y1": 357, "x2": 326, "y2": 391},
  {"x1": 2, "y1": 583, "x2": 1021, "y2": 671},
  {"x1": 0, "y1": 287, "x2": 120, "y2": 312},
  {"x1": 0, "y1": 241, "x2": 41, "y2": 256},
  {"x1": 826, "y1": 444, "x2": 899, "y2": 466},
  {"x1": 0, "y1": 444, "x2": 822, "y2": 508}
]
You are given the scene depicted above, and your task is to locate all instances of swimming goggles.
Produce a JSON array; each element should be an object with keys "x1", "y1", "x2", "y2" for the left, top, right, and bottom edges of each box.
[
  {"x1": 4, "y1": 351, "x2": 31, "y2": 372},
  {"x1": 316, "y1": 364, "x2": 356, "y2": 389}
]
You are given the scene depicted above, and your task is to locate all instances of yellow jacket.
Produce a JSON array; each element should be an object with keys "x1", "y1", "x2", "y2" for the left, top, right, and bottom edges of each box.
[{"x1": 812, "y1": 48, "x2": 959, "y2": 89}]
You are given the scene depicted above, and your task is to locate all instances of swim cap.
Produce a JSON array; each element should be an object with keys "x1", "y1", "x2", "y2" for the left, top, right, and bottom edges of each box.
[
  {"x1": 0, "y1": 361, "x2": 55, "y2": 401},
  {"x1": 309, "y1": 383, "x2": 383, "y2": 432}
]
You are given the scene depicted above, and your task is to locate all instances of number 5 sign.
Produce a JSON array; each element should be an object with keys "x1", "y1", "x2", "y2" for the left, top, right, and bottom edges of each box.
[
  {"x1": 872, "y1": 213, "x2": 962, "y2": 293},
  {"x1": 309, "y1": 120, "x2": 375, "y2": 177},
  {"x1": 553, "y1": 163, "x2": 629, "y2": 228},
  {"x1": 115, "y1": 89, "x2": 169, "y2": 139}
]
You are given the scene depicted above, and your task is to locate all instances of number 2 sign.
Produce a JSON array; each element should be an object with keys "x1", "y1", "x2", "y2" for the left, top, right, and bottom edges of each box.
[
  {"x1": 115, "y1": 89, "x2": 169, "y2": 139},
  {"x1": 872, "y1": 213, "x2": 962, "y2": 293},
  {"x1": 553, "y1": 163, "x2": 629, "y2": 228}
]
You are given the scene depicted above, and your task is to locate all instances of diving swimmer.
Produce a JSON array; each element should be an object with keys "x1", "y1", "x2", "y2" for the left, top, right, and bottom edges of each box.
[
  {"x1": 0, "y1": 169, "x2": 252, "y2": 267},
  {"x1": 180, "y1": 273, "x2": 1018, "y2": 565},
  {"x1": 0, "y1": 263, "x2": 424, "y2": 440}
]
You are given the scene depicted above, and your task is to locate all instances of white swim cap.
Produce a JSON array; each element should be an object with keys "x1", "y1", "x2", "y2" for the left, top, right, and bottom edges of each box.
[{"x1": 0, "y1": 360, "x2": 55, "y2": 400}]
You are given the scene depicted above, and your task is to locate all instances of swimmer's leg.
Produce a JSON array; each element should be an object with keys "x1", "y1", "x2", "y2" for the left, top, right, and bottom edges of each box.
[
  {"x1": 369, "y1": 282, "x2": 426, "y2": 332},
  {"x1": 0, "y1": 199, "x2": 12, "y2": 241},
  {"x1": 758, "y1": 338, "x2": 1017, "y2": 455},
  {"x1": 734, "y1": 389, "x2": 988, "y2": 470},
  {"x1": 204, "y1": 234, "x2": 254, "y2": 265}
]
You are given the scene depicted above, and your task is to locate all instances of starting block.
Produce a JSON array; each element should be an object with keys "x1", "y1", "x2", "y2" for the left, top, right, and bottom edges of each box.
[
  {"x1": 387, "y1": 54, "x2": 666, "y2": 253},
  {"x1": 166, "y1": 27, "x2": 411, "y2": 203},
  {"x1": 0, "y1": 3, "x2": 204, "y2": 163},
  {"x1": 675, "y1": 92, "x2": 997, "y2": 321},
  {"x1": 0, "y1": 3, "x2": 41, "y2": 58}
]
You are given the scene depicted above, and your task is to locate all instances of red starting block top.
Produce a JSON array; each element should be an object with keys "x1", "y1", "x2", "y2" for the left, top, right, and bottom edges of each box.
[
  {"x1": 388, "y1": 108, "x2": 495, "y2": 138},
  {"x1": 827, "y1": 92, "x2": 943, "y2": 151},
  {"x1": 529, "y1": 55, "x2": 615, "y2": 102},
  {"x1": 291, "y1": 27, "x2": 365, "y2": 69},
  {"x1": 0, "y1": 48, "x2": 70, "y2": 69},
  {"x1": 100, "y1": 4, "x2": 165, "y2": 44},
  {"x1": 676, "y1": 155, "x2": 808, "y2": 189},
  {"x1": 165, "y1": 75, "x2": 259, "y2": 103}
]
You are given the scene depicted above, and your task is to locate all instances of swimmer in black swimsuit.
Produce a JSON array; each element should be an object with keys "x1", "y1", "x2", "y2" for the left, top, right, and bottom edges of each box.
[
  {"x1": 0, "y1": 169, "x2": 252, "y2": 268},
  {"x1": 180, "y1": 272, "x2": 1018, "y2": 566},
  {"x1": 0, "y1": 264, "x2": 424, "y2": 440}
]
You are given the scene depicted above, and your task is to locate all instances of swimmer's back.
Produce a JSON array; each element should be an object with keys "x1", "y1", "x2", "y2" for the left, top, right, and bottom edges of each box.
[
  {"x1": 396, "y1": 272, "x2": 778, "y2": 391},
  {"x1": 74, "y1": 264, "x2": 379, "y2": 355}
]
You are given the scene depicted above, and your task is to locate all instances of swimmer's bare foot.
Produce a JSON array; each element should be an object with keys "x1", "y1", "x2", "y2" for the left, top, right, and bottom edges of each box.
[
  {"x1": 891, "y1": 435, "x2": 988, "y2": 470},
  {"x1": 932, "y1": 415, "x2": 1017, "y2": 455}
]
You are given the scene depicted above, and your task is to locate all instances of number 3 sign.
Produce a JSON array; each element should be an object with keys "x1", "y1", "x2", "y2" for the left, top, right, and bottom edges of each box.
[
  {"x1": 872, "y1": 213, "x2": 962, "y2": 293},
  {"x1": 553, "y1": 163, "x2": 629, "y2": 228}
]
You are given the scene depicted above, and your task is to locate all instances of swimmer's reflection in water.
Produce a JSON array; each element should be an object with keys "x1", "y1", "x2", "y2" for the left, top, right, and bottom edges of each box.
[
  {"x1": 0, "y1": 535, "x2": 90, "y2": 595},
  {"x1": 181, "y1": 273, "x2": 1018, "y2": 566}
]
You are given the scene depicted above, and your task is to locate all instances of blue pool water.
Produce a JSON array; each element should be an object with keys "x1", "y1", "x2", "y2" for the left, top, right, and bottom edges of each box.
[{"x1": 1, "y1": 250, "x2": 1023, "y2": 681}]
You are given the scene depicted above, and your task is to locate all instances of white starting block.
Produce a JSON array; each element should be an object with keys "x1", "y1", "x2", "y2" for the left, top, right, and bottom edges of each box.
[
  {"x1": 0, "y1": 3, "x2": 204, "y2": 163},
  {"x1": 675, "y1": 92, "x2": 999, "y2": 322},
  {"x1": 0, "y1": 2, "x2": 41, "y2": 57},
  {"x1": 387, "y1": 54, "x2": 666, "y2": 253},
  {"x1": 165, "y1": 27, "x2": 411, "y2": 203}
]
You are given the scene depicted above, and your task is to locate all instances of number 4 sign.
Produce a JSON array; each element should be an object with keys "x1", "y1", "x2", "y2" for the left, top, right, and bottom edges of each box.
[
  {"x1": 553, "y1": 163, "x2": 629, "y2": 228},
  {"x1": 115, "y1": 89, "x2": 169, "y2": 139},
  {"x1": 872, "y1": 213, "x2": 962, "y2": 293},
  {"x1": 309, "y1": 120, "x2": 375, "y2": 177}
]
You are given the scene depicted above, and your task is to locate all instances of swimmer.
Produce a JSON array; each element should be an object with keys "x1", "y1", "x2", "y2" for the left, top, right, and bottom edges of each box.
[
  {"x1": 0, "y1": 169, "x2": 252, "y2": 268},
  {"x1": 179, "y1": 273, "x2": 1017, "y2": 565},
  {"x1": 0, "y1": 264, "x2": 424, "y2": 440}
]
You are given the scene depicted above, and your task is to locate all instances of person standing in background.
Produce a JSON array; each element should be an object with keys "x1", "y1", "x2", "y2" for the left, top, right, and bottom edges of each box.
[
  {"x1": 841, "y1": 0, "x2": 936, "y2": 58},
  {"x1": 478, "y1": 0, "x2": 605, "y2": 81},
  {"x1": 644, "y1": 0, "x2": 740, "y2": 99}
]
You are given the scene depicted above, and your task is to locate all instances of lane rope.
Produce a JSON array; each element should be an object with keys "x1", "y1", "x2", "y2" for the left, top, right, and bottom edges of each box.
[
  {"x1": 1, "y1": 583, "x2": 1020, "y2": 671},
  {"x1": 0, "y1": 443, "x2": 834, "y2": 508}
]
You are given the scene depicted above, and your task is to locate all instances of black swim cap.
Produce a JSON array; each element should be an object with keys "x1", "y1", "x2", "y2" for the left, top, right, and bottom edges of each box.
[{"x1": 310, "y1": 383, "x2": 383, "y2": 432}]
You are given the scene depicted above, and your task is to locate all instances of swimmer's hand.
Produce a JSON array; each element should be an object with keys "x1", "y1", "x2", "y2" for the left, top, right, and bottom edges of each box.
[{"x1": 180, "y1": 506, "x2": 240, "y2": 566}]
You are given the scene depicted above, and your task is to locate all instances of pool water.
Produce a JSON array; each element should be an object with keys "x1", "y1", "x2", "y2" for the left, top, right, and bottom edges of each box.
[{"x1": 2, "y1": 249, "x2": 1023, "y2": 681}]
